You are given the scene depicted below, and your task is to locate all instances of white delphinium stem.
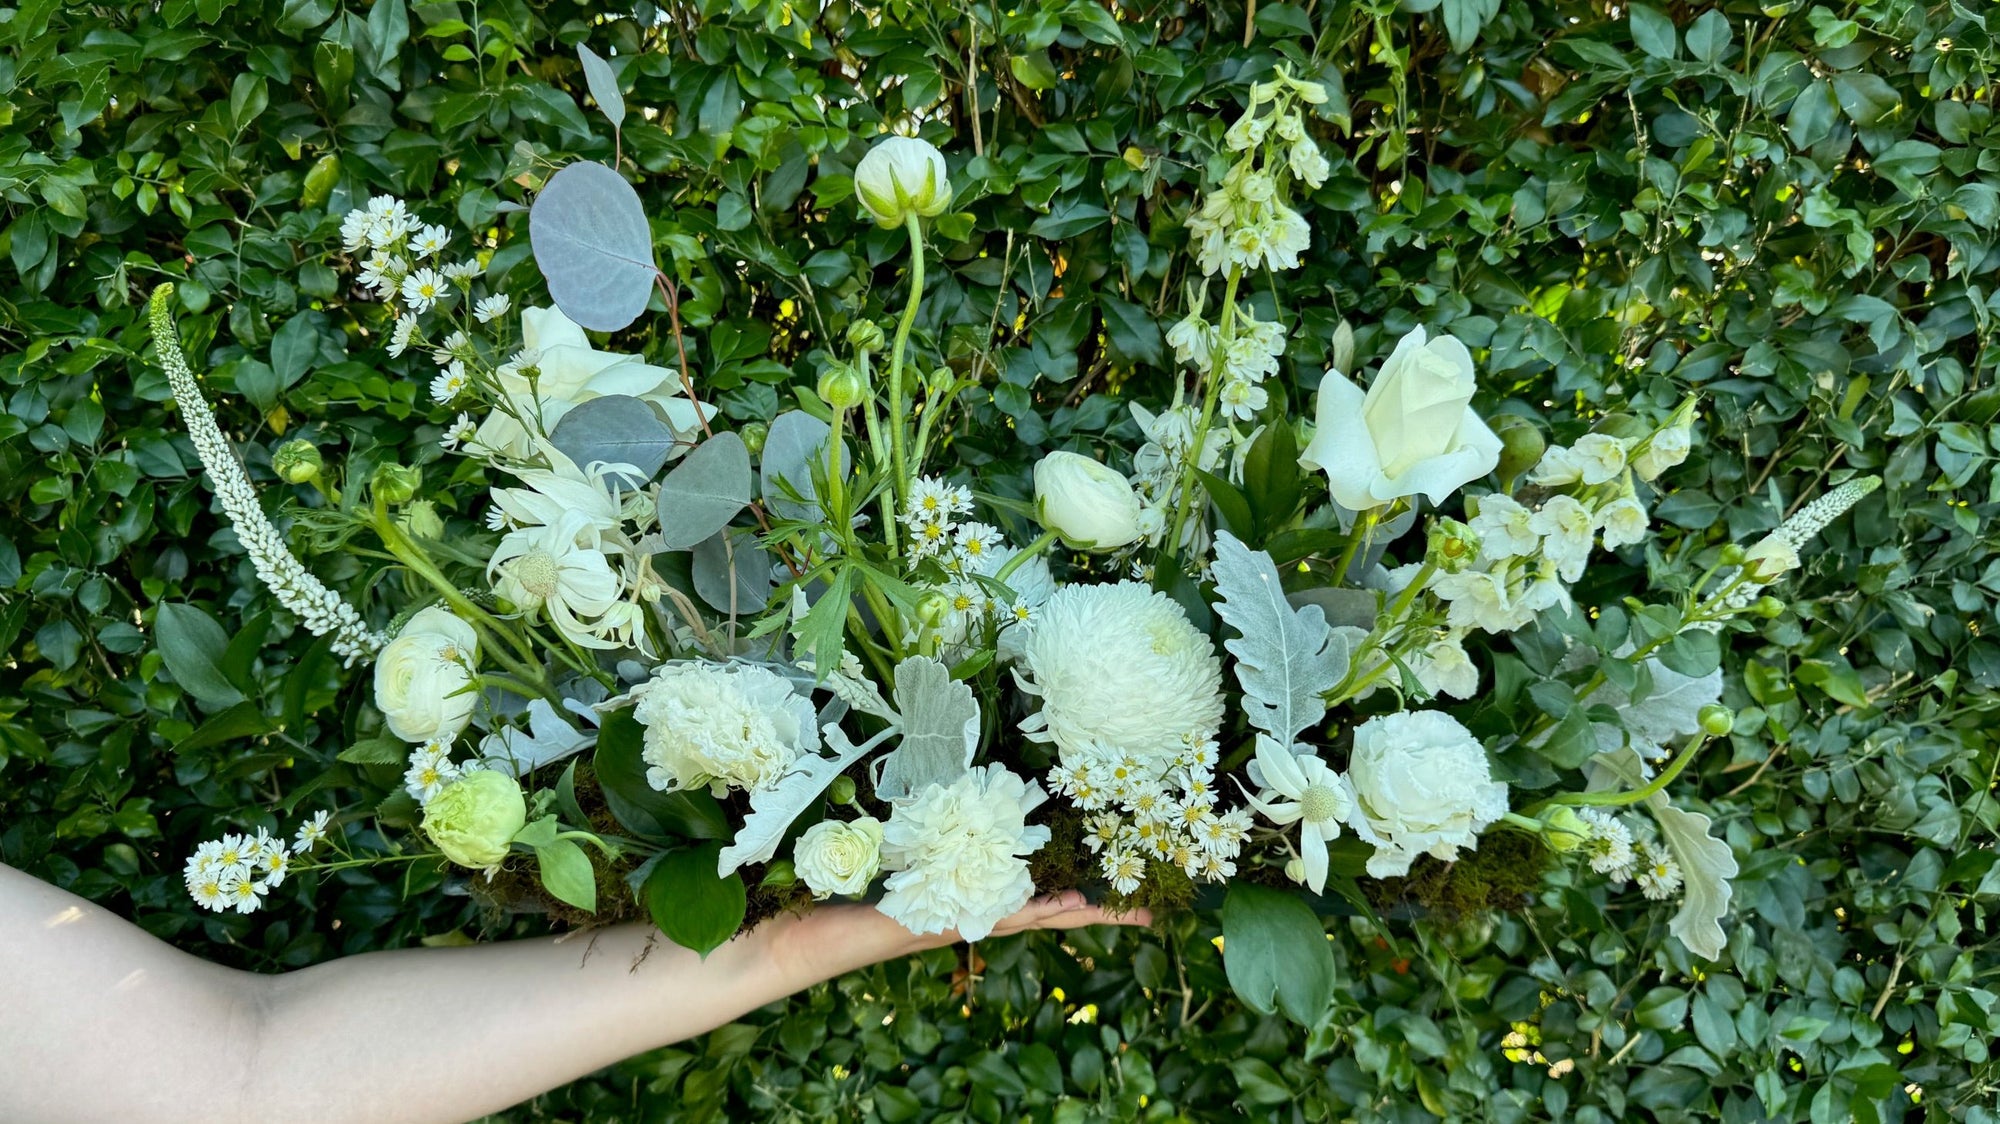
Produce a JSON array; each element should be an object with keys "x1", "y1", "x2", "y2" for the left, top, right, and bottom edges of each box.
[{"x1": 149, "y1": 285, "x2": 386, "y2": 664}]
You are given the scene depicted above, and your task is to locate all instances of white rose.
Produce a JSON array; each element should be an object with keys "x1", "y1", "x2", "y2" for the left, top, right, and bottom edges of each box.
[
  {"x1": 1348, "y1": 710, "x2": 1508, "y2": 877},
  {"x1": 1299, "y1": 327, "x2": 1503, "y2": 511},
  {"x1": 794, "y1": 817, "x2": 885, "y2": 899},
  {"x1": 373, "y1": 607, "x2": 480, "y2": 743},
  {"x1": 1033, "y1": 451, "x2": 1144, "y2": 550},
  {"x1": 854, "y1": 136, "x2": 952, "y2": 227}
]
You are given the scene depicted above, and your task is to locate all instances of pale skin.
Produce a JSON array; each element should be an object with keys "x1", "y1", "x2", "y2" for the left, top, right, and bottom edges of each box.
[{"x1": 0, "y1": 862, "x2": 1146, "y2": 1124}]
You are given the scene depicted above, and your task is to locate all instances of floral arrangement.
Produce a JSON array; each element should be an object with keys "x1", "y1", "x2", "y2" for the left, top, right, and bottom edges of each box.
[{"x1": 151, "y1": 59, "x2": 1878, "y2": 1003}]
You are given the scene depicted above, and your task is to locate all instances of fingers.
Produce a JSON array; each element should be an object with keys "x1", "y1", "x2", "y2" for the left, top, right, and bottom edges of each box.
[{"x1": 988, "y1": 893, "x2": 1152, "y2": 936}]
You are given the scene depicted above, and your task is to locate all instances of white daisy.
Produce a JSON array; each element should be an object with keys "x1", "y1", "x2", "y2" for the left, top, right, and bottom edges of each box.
[
  {"x1": 409, "y1": 224, "x2": 450, "y2": 258},
  {"x1": 475, "y1": 293, "x2": 511, "y2": 323},
  {"x1": 441, "y1": 413, "x2": 479, "y2": 452},
  {"x1": 1637, "y1": 842, "x2": 1683, "y2": 900},
  {"x1": 401, "y1": 267, "x2": 448, "y2": 313},
  {"x1": 430, "y1": 363, "x2": 469, "y2": 404},
  {"x1": 386, "y1": 314, "x2": 419, "y2": 358},
  {"x1": 293, "y1": 811, "x2": 333, "y2": 852}
]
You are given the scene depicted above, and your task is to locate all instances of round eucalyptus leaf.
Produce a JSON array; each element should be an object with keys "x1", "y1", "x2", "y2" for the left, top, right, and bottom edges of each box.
[
  {"x1": 657, "y1": 431, "x2": 752, "y2": 550},
  {"x1": 548, "y1": 394, "x2": 676, "y2": 486},
  {"x1": 529, "y1": 161, "x2": 657, "y2": 332}
]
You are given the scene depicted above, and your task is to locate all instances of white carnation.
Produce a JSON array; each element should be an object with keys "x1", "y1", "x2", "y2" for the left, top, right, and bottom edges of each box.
[
  {"x1": 627, "y1": 662, "x2": 820, "y2": 794},
  {"x1": 1348, "y1": 710, "x2": 1508, "y2": 878},
  {"x1": 1016, "y1": 582, "x2": 1225, "y2": 758},
  {"x1": 878, "y1": 765, "x2": 1051, "y2": 941}
]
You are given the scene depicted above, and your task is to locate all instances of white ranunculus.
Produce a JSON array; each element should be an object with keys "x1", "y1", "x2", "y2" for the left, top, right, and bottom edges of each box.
[
  {"x1": 373, "y1": 606, "x2": 480, "y2": 743},
  {"x1": 854, "y1": 135, "x2": 953, "y2": 227},
  {"x1": 1033, "y1": 451, "x2": 1145, "y2": 551},
  {"x1": 627, "y1": 662, "x2": 821, "y2": 794},
  {"x1": 1016, "y1": 582, "x2": 1226, "y2": 758},
  {"x1": 1348, "y1": 710, "x2": 1509, "y2": 878},
  {"x1": 1299, "y1": 327, "x2": 1503, "y2": 511},
  {"x1": 794, "y1": 817, "x2": 885, "y2": 899},
  {"x1": 878, "y1": 765, "x2": 1050, "y2": 941}
]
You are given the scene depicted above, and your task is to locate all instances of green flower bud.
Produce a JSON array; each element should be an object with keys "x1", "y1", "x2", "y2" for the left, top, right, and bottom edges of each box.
[
  {"x1": 1540, "y1": 806, "x2": 1590, "y2": 853},
  {"x1": 372, "y1": 462, "x2": 421, "y2": 505},
  {"x1": 1698, "y1": 705, "x2": 1735, "y2": 737},
  {"x1": 1752, "y1": 595, "x2": 1786, "y2": 618},
  {"x1": 1121, "y1": 145, "x2": 1148, "y2": 171},
  {"x1": 1329, "y1": 319, "x2": 1356, "y2": 378},
  {"x1": 422, "y1": 770, "x2": 527, "y2": 869},
  {"x1": 399, "y1": 499, "x2": 445, "y2": 540},
  {"x1": 817, "y1": 362, "x2": 868, "y2": 410},
  {"x1": 273, "y1": 439, "x2": 324, "y2": 484},
  {"x1": 1488, "y1": 415, "x2": 1547, "y2": 485},
  {"x1": 829, "y1": 775, "x2": 858, "y2": 806},
  {"x1": 845, "y1": 320, "x2": 886, "y2": 352},
  {"x1": 1717, "y1": 543, "x2": 1747, "y2": 566},
  {"x1": 1426, "y1": 517, "x2": 1482, "y2": 575},
  {"x1": 916, "y1": 591, "x2": 951, "y2": 627},
  {"x1": 1592, "y1": 412, "x2": 1649, "y2": 441},
  {"x1": 739, "y1": 421, "x2": 769, "y2": 457},
  {"x1": 760, "y1": 859, "x2": 798, "y2": 890}
]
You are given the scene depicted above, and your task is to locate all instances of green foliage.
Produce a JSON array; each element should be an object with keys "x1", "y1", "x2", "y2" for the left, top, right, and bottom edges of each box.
[{"x1": 3, "y1": 0, "x2": 1997, "y2": 1121}]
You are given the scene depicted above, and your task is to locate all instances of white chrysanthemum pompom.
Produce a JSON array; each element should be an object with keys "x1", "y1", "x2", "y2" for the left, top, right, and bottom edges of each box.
[
  {"x1": 1348, "y1": 710, "x2": 1508, "y2": 878},
  {"x1": 627, "y1": 662, "x2": 820, "y2": 795},
  {"x1": 1016, "y1": 582, "x2": 1225, "y2": 758},
  {"x1": 877, "y1": 765, "x2": 1051, "y2": 941}
]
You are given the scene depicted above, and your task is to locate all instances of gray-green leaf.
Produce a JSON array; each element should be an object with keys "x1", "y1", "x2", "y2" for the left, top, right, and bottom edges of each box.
[
  {"x1": 1211, "y1": 532, "x2": 1360, "y2": 744},
  {"x1": 529, "y1": 161, "x2": 657, "y2": 332},
  {"x1": 575, "y1": 43, "x2": 625, "y2": 128},
  {"x1": 872, "y1": 657, "x2": 978, "y2": 802},
  {"x1": 657, "y1": 431, "x2": 752, "y2": 550},
  {"x1": 549, "y1": 394, "x2": 676, "y2": 487}
]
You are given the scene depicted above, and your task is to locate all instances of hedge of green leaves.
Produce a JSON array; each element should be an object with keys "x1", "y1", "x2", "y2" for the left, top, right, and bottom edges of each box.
[{"x1": 4, "y1": 0, "x2": 1997, "y2": 1120}]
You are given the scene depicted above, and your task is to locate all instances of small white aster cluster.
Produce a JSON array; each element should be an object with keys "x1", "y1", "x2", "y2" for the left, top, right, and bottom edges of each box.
[
  {"x1": 184, "y1": 811, "x2": 334, "y2": 914},
  {"x1": 404, "y1": 737, "x2": 477, "y2": 805},
  {"x1": 338, "y1": 195, "x2": 483, "y2": 313},
  {"x1": 1571, "y1": 808, "x2": 1681, "y2": 900},
  {"x1": 1051, "y1": 733, "x2": 1251, "y2": 892},
  {"x1": 1185, "y1": 68, "x2": 1329, "y2": 277},
  {"x1": 150, "y1": 290, "x2": 385, "y2": 665},
  {"x1": 1417, "y1": 415, "x2": 1689, "y2": 635},
  {"x1": 902, "y1": 476, "x2": 1056, "y2": 647}
]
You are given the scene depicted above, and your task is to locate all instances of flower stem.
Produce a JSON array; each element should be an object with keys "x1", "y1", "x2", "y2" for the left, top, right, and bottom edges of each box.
[
  {"x1": 1330, "y1": 508, "x2": 1380, "y2": 588},
  {"x1": 994, "y1": 528, "x2": 1061, "y2": 585},
  {"x1": 1546, "y1": 732, "x2": 1711, "y2": 809},
  {"x1": 885, "y1": 213, "x2": 927, "y2": 540}
]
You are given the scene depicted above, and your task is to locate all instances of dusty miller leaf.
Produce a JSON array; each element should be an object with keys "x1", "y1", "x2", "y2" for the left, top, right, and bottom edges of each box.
[
  {"x1": 872, "y1": 657, "x2": 979, "y2": 802},
  {"x1": 1211, "y1": 531, "x2": 1358, "y2": 744},
  {"x1": 529, "y1": 161, "x2": 657, "y2": 332},
  {"x1": 657, "y1": 431, "x2": 751, "y2": 549},
  {"x1": 1566, "y1": 647, "x2": 1722, "y2": 757},
  {"x1": 716, "y1": 724, "x2": 891, "y2": 876},
  {"x1": 1653, "y1": 803, "x2": 1738, "y2": 960}
]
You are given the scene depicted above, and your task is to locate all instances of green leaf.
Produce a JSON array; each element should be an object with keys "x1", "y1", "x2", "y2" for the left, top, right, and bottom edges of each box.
[
  {"x1": 337, "y1": 735, "x2": 407, "y2": 765},
  {"x1": 1685, "y1": 9, "x2": 1731, "y2": 63},
  {"x1": 176, "y1": 700, "x2": 279, "y2": 753},
  {"x1": 1659, "y1": 629, "x2": 1722, "y2": 678},
  {"x1": 656, "y1": 431, "x2": 753, "y2": 550},
  {"x1": 1241, "y1": 420, "x2": 1302, "y2": 540},
  {"x1": 592, "y1": 708, "x2": 729, "y2": 840},
  {"x1": 1221, "y1": 883, "x2": 1334, "y2": 1026},
  {"x1": 1629, "y1": 4, "x2": 1677, "y2": 59},
  {"x1": 1538, "y1": 704, "x2": 1599, "y2": 769},
  {"x1": 644, "y1": 842, "x2": 747, "y2": 958},
  {"x1": 1099, "y1": 295, "x2": 1162, "y2": 367},
  {"x1": 155, "y1": 602, "x2": 246, "y2": 709},
  {"x1": 536, "y1": 837, "x2": 597, "y2": 912},
  {"x1": 1196, "y1": 469, "x2": 1256, "y2": 541}
]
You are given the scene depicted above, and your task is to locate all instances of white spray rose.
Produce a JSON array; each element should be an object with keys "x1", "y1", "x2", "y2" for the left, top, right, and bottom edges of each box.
[
  {"x1": 1348, "y1": 710, "x2": 1509, "y2": 877},
  {"x1": 1033, "y1": 451, "x2": 1145, "y2": 550},
  {"x1": 373, "y1": 607, "x2": 479, "y2": 743},
  {"x1": 794, "y1": 817, "x2": 885, "y2": 899},
  {"x1": 1632, "y1": 420, "x2": 1692, "y2": 481},
  {"x1": 1299, "y1": 327, "x2": 1503, "y2": 511},
  {"x1": 1570, "y1": 433, "x2": 1630, "y2": 486},
  {"x1": 854, "y1": 135, "x2": 953, "y2": 227}
]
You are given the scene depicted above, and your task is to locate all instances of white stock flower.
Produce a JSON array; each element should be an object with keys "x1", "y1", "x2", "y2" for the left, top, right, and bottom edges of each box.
[
  {"x1": 627, "y1": 662, "x2": 820, "y2": 794},
  {"x1": 1529, "y1": 494, "x2": 1595, "y2": 582},
  {"x1": 1529, "y1": 445, "x2": 1582, "y2": 486},
  {"x1": 1033, "y1": 451, "x2": 1145, "y2": 551},
  {"x1": 1347, "y1": 710, "x2": 1508, "y2": 878},
  {"x1": 1570, "y1": 433, "x2": 1630, "y2": 485},
  {"x1": 1412, "y1": 633, "x2": 1480, "y2": 699},
  {"x1": 854, "y1": 135, "x2": 953, "y2": 227},
  {"x1": 794, "y1": 817, "x2": 885, "y2": 899},
  {"x1": 1299, "y1": 327, "x2": 1503, "y2": 511},
  {"x1": 1432, "y1": 568, "x2": 1534, "y2": 633},
  {"x1": 878, "y1": 765, "x2": 1051, "y2": 941},
  {"x1": 1016, "y1": 582, "x2": 1226, "y2": 759},
  {"x1": 487, "y1": 510, "x2": 622, "y2": 647},
  {"x1": 1241, "y1": 737, "x2": 1370, "y2": 894},
  {"x1": 372, "y1": 607, "x2": 479, "y2": 743},
  {"x1": 1632, "y1": 420, "x2": 1691, "y2": 481}
]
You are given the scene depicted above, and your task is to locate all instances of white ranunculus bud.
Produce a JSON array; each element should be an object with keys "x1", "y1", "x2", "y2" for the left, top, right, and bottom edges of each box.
[
  {"x1": 1032, "y1": 451, "x2": 1145, "y2": 551},
  {"x1": 854, "y1": 136, "x2": 953, "y2": 227},
  {"x1": 1299, "y1": 327, "x2": 1503, "y2": 511},
  {"x1": 373, "y1": 607, "x2": 480, "y2": 743},
  {"x1": 794, "y1": 816, "x2": 885, "y2": 899}
]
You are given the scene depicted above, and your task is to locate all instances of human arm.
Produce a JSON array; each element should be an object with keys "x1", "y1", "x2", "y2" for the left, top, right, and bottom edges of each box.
[{"x1": 0, "y1": 862, "x2": 1143, "y2": 1124}]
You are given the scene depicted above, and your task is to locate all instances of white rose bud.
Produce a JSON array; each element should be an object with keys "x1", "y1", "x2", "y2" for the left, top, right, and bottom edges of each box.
[
  {"x1": 1299, "y1": 327, "x2": 1503, "y2": 511},
  {"x1": 854, "y1": 136, "x2": 952, "y2": 227},
  {"x1": 1632, "y1": 420, "x2": 1692, "y2": 482},
  {"x1": 794, "y1": 816, "x2": 885, "y2": 899},
  {"x1": 1033, "y1": 451, "x2": 1145, "y2": 551},
  {"x1": 372, "y1": 606, "x2": 480, "y2": 743}
]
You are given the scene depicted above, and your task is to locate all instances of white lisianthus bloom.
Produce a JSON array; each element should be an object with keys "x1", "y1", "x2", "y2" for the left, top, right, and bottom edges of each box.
[
  {"x1": 1469, "y1": 494, "x2": 1539, "y2": 560},
  {"x1": 1528, "y1": 494, "x2": 1595, "y2": 581},
  {"x1": 1016, "y1": 582, "x2": 1225, "y2": 758},
  {"x1": 487, "y1": 510, "x2": 622, "y2": 647},
  {"x1": 626, "y1": 662, "x2": 820, "y2": 794},
  {"x1": 794, "y1": 817, "x2": 885, "y2": 899},
  {"x1": 877, "y1": 765, "x2": 1051, "y2": 941},
  {"x1": 1570, "y1": 433, "x2": 1630, "y2": 486},
  {"x1": 372, "y1": 606, "x2": 480, "y2": 743},
  {"x1": 1299, "y1": 327, "x2": 1503, "y2": 511},
  {"x1": 473, "y1": 306, "x2": 712, "y2": 461},
  {"x1": 1033, "y1": 451, "x2": 1145, "y2": 550},
  {"x1": 1595, "y1": 495, "x2": 1649, "y2": 550},
  {"x1": 1348, "y1": 710, "x2": 1508, "y2": 878},
  {"x1": 854, "y1": 135, "x2": 953, "y2": 227},
  {"x1": 1241, "y1": 737, "x2": 1372, "y2": 893},
  {"x1": 1632, "y1": 420, "x2": 1691, "y2": 481}
]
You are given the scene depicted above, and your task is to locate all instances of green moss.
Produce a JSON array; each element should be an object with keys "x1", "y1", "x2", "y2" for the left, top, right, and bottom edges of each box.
[
  {"x1": 1370, "y1": 830, "x2": 1549, "y2": 918},
  {"x1": 1026, "y1": 802, "x2": 1089, "y2": 896}
]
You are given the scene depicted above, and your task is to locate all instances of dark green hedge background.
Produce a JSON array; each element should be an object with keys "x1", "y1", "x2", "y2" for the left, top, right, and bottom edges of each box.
[{"x1": 3, "y1": 0, "x2": 1997, "y2": 1120}]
